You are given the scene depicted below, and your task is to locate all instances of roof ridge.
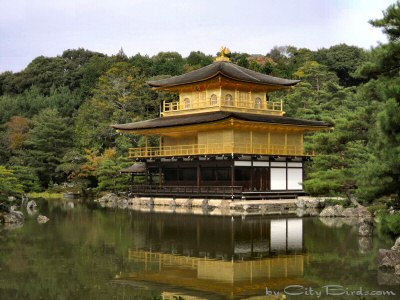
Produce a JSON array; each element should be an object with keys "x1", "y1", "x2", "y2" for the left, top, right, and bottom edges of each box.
[{"x1": 228, "y1": 63, "x2": 260, "y2": 82}]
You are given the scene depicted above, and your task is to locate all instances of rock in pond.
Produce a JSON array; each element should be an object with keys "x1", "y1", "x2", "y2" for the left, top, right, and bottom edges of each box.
[
  {"x1": 358, "y1": 237, "x2": 373, "y2": 254},
  {"x1": 378, "y1": 269, "x2": 400, "y2": 285},
  {"x1": 391, "y1": 237, "x2": 400, "y2": 251},
  {"x1": 1, "y1": 210, "x2": 24, "y2": 224},
  {"x1": 295, "y1": 197, "x2": 325, "y2": 209},
  {"x1": 396, "y1": 264, "x2": 400, "y2": 276},
  {"x1": 27, "y1": 200, "x2": 37, "y2": 210},
  {"x1": 378, "y1": 249, "x2": 400, "y2": 270},
  {"x1": 341, "y1": 207, "x2": 359, "y2": 217},
  {"x1": 37, "y1": 215, "x2": 49, "y2": 224},
  {"x1": 97, "y1": 193, "x2": 127, "y2": 205},
  {"x1": 358, "y1": 219, "x2": 374, "y2": 237},
  {"x1": 319, "y1": 205, "x2": 344, "y2": 217},
  {"x1": 26, "y1": 200, "x2": 38, "y2": 215}
]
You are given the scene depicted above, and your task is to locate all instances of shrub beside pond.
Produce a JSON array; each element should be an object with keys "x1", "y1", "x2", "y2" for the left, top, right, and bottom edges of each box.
[{"x1": 379, "y1": 213, "x2": 400, "y2": 236}]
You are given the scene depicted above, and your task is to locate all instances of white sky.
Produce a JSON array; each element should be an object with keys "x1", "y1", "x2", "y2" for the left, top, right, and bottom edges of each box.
[{"x1": 0, "y1": 0, "x2": 395, "y2": 73}]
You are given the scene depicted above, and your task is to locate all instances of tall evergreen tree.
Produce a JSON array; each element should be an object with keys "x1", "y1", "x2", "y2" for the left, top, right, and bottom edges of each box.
[
  {"x1": 356, "y1": 1, "x2": 400, "y2": 202},
  {"x1": 17, "y1": 108, "x2": 72, "y2": 187}
]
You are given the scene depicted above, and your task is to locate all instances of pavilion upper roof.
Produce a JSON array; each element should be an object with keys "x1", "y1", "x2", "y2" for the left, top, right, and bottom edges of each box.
[{"x1": 147, "y1": 61, "x2": 300, "y2": 89}]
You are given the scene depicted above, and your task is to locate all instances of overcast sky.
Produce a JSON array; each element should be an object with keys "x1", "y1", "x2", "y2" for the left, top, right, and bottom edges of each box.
[{"x1": 0, "y1": 0, "x2": 395, "y2": 73}]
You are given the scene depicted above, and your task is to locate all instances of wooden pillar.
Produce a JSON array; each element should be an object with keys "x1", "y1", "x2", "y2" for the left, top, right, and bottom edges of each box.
[
  {"x1": 250, "y1": 165, "x2": 254, "y2": 191},
  {"x1": 231, "y1": 164, "x2": 235, "y2": 187},
  {"x1": 250, "y1": 131, "x2": 253, "y2": 154},
  {"x1": 197, "y1": 162, "x2": 201, "y2": 192},
  {"x1": 284, "y1": 133, "x2": 288, "y2": 155},
  {"x1": 159, "y1": 166, "x2": 162, "y2": 188},
  {"x1": 145, "y1": 136, "x2": 148, "y2": 157},
  {"x1": 286, "y1": 160, "x2": 288, "y2": 191},
  {"x1": 159, "y1": 135, "x2": 162, "y2": 155}
]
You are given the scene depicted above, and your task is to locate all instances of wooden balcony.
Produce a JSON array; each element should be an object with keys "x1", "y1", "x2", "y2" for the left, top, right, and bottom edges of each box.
[
  {"x1": 161, "y1": 99, "x2": 284, "y2": 117},
  {"x1": 129, "y1": 143, "x2": 314, "y2": 159}
]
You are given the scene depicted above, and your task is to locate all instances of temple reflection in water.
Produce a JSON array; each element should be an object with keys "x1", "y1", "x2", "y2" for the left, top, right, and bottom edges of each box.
[{"x1": 116, "y1": 215, "x2": 306, "y2": 299}]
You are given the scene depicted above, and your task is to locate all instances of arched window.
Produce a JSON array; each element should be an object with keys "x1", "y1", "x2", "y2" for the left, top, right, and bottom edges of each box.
[
  {"x1": 225, "y1": 94, "x2": 234, "y2": 106},
  {"x1": 210, "y1": 94, "x2": 218, "y2": 105},
  {"x1": 254, "y1": 97, "x2": 262, "y2": 109},
  {"x1": 184, "y1": 98, "x2": 190, "y2": 109}
]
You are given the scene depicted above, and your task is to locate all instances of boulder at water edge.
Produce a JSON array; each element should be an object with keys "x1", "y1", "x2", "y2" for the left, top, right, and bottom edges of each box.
[
  {"x1": 358, "y1": 219, "x2": 374, "y2": 236},
  {"x1": 378, "y1": 249, "x2": 400, "y2": 270},
  {"x1": 319, "y1": 205, "x2": 344, "y2": 217},
  {"x1": 1, "y1": 210, "x2": 24, "y2": 224},
  {"x1": 37, "y1": 215, "x2": 49, "y2": 224},
  {"x1": 391, "y1": 237, "x2": 400, "y2": 251}
]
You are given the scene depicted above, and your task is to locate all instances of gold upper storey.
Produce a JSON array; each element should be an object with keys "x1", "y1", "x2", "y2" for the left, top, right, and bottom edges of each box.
[{"x1": 160, "y1": 76, "x2": 287, "y2": 117}]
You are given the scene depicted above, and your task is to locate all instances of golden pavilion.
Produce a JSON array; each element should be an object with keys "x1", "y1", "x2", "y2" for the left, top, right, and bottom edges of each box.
[{"x1": 113, "y1": 49, "x2": 331, "y2": 199}]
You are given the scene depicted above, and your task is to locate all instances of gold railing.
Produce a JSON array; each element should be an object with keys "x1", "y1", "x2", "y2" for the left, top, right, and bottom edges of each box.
[
  {"x1": 161, "y1": 99, "x2": 284, "y2": 116},
  {"x1": 129, "y1": 143, "x2": 313, "y2": 158}
]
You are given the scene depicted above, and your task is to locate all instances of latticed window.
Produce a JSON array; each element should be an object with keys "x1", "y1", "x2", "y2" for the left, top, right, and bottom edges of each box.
[
  {"x1": 210, "y1": 94, "x2": 218, "y2": 105},
  {"x1": 225, "y1": 94, "x2": 234, "y2": 106},
  {"x1": 254, "y1": 97, "x2": 262, "y2": 109},
  {"x1": 184, "y1": 98, "x2": 191, "y2": 109}
]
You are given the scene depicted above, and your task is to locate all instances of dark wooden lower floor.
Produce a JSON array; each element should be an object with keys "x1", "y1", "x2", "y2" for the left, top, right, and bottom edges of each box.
[{"x1": 128, "y1": 156, "x2": 307, "y2": 199}]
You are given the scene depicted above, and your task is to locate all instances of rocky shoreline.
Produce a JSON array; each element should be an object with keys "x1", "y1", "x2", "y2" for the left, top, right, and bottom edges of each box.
[
  {"x1": 95, "y1": 194, "x2": 378, "y2": 238},
  {"x1": 378, "y1": 237, "x2": 400, "y2": 285},
  {"x1": 95, "y1": 194, "x2": 371, "y2": 218},
  {"x1": 0, "y1": 200, "x2": 49, "y2": 230}
]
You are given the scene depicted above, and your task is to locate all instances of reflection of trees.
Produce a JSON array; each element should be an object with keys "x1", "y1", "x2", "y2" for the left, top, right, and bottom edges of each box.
[
  {"x1": 0, "y1": 203, "x2": 162, "y2": 299},
  {"x1": 302, "y1": 218, "x2": 397, "y2": 291}
]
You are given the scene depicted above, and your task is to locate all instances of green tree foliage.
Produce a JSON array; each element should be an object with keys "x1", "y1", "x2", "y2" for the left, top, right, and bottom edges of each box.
[
  {"x1": 293, "y1": 61, "x2": 338, "y2": 91},
  {"x1": 129, "y1": 53, "x2": 154, "y2": 76},
  {"x1": 0, "y1": 166, "x2": 24, "y2": 200},
  {"x1": 354, "y1": 1, "x2": 400, "y2": 203},
  {"x1": 185, "y1": 51, "x2": 213, "y2": 71},
  {"x1": 17, "y1": 108, "x2": 72, "y2": 187},
  {"x1": 96, "y1": 149, "x2": 130, "y2": 192},
  {"x1": 11, "y1": 165, "x2": 42, "y2": 193},
  {"x1": 0, "y1": 86, "x2": 82, "y2": 124},
  {"x1": 230, "y1": 52, "x2": 250, "y2": 68},
  {"x1": 370, "y1": 1, "x2": 400, "y2": 41},
  {"x1": 75, "y1": 62, "x2": 159, "y2": 150},
  {"x1": 0, "y1": 49, "x2": 105, "y2": 96},
  {"x1": 150, "y1": 52, "x2": 185, "y2": 76},
  {"x1": 0, "y1": 126, "x2": 10, "y2": 164},
  {"x1": 315, "y1": 44, "x2": 368, "y2": 86}
]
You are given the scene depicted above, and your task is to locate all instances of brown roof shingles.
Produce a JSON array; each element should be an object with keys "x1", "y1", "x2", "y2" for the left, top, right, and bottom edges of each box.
[
  {"x1": 112, "y1": 111, "x2": 332, "y2": 131},
  {"x1": 147, "y1": 61, "x2": 300, "y2": 88}
]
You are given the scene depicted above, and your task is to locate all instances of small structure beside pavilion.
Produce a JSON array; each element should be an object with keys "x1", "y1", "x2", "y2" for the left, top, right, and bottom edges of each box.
[{"x1": 113, "y1": 50, "x2": 331, "y2": 199}]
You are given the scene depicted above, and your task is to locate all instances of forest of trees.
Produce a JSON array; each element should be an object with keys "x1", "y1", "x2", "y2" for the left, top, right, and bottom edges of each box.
[{"x1": 0, "y1": 1, "x2": 399, "y2": 206}]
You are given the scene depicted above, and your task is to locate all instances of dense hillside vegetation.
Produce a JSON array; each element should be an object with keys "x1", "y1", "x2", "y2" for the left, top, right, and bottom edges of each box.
[{"x1": 0, "y1": 2, "x2": 399, "y2": 207}]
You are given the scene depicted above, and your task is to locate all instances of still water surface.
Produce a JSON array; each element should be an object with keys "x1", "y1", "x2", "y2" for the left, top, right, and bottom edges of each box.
[{"x1": 0, "y1": 199, "x2": 398, "y2": 300}]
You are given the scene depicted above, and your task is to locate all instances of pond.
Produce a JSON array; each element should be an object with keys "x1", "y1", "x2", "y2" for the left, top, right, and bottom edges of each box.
[{"x1": 0, "y1": 199, "x2": 398, "y2": 300}]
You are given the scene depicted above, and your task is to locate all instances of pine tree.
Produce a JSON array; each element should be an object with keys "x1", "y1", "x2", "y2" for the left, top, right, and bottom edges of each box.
[
  {"x1": 356, "y1": 1, "x2": 400, "y2": 202},
  {"x1": 19, "y1": 108, "x2": 72, "y2": 187}
]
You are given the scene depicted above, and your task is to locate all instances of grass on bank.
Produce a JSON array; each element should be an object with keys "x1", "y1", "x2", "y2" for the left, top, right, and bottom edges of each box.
[{"x1": 28, "y1": 192, "x2": 63, "y2": 199}]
